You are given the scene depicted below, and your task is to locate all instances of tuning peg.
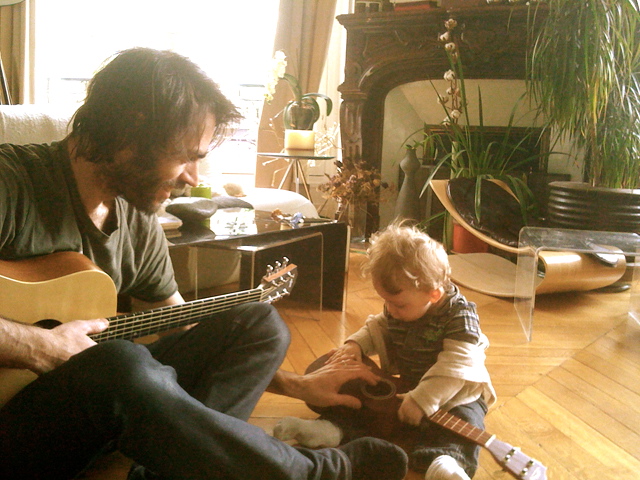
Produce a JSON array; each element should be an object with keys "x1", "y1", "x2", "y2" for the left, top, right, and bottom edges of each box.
[
  {"x1": 266, "y1": 265, "x2": 274, "y2": 274},
  {"x1": 275, "y1": 261, "x2": 282, "y2": 270},
  {"x1": 282, "y1": 257, "x2": 289, "y2": 266}
]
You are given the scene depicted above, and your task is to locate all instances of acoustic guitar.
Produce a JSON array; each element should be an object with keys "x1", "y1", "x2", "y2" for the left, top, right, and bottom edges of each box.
[
  {"x1": 306, "y1": 354, "x2": 547, "y2": 480},
  {"x1": 0, "y1": 251, "x2": 297, "y2": 408}
]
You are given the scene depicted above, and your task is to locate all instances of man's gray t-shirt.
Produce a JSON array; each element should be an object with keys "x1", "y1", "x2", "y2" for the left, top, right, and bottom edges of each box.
[{"x1": 0, "y1": 141, "x2": 178, "y2": 302}]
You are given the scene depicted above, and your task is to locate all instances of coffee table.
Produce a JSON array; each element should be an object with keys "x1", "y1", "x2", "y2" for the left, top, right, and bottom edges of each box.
[{"x1": 167, "y1": 210, "x2": 349, "y2": 311}]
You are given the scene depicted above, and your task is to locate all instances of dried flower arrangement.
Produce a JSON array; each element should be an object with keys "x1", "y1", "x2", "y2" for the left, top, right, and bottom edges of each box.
[{"x1": 318, "y1": 156, "x2": 391, "y2": 221}]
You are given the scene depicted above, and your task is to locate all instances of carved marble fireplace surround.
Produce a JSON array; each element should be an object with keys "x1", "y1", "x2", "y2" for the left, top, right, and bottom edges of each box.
[{"x1": 337, "y1": 4, "x2": 547, "y2": 235}]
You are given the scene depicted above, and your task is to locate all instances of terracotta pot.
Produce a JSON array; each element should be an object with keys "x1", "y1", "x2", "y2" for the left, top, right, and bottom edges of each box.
[{"x1": 452, "y1": 222, "x2": 489, "y2": 254}]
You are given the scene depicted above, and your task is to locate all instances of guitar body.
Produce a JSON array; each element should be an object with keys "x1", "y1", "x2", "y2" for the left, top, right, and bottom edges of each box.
[
  {"x1": 0, "y1": 251, "x2": 296, "y2": 408},
  {"x1": 305, "y1": 354, "x2": 415, "y2": 445},
  {"x1": 0, "y1": 251, "x2": 118, "y2": 324},
  {"x1": 0, "y1": 252, "x2": 118, "y2": 408}
]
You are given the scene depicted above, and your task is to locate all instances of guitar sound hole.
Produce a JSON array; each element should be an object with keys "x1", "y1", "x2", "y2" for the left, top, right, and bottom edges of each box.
[
  {"x1": 361, "y1": 378, "x2": 396, "y2": 400},
  {"x1": 35, "y1": 319, "x2": 62, "y2": 330}
]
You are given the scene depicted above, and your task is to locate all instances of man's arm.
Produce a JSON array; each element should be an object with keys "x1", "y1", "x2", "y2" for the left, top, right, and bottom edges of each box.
[
  {"x1": 131, "y1": 291, "x2": 185, "y2": 311},
  {"x1": 0, "y1": 316, "x2": 108, "y2": 374},
  {"x1": 267, "y1": 355, "x2": 380, "y2": 409}
]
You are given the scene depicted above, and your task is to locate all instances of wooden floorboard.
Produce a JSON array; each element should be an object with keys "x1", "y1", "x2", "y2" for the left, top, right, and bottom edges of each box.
[{"x1": 250, "y1": 250, "x2": 640, "y2": 479}]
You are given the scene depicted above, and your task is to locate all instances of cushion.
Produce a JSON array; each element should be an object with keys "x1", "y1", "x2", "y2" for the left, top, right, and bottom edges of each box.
[
  {"x1": 166, "y1": 196, "x2": 253, "y2": 224},
  {"x1": 447, "y1": 178, "x2": 525, "y2": 247},
  {"x1": 211, "y1": 195, "x2": 254, "y2": 210},
  {"x1": 166, "y1": 197, "x2": 219, "y2": 224}
]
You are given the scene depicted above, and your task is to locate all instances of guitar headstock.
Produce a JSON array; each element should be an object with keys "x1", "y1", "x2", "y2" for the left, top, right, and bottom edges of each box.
[
  {"x1": 487, "y1": 438, "x2": 547, "y2": 480},
  {"x1": 259, "y1": 258, "x2": 298, "y2": 304}
]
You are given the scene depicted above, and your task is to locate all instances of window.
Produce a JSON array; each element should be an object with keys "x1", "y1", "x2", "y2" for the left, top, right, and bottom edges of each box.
[{"x1": 34, "y1": 0, "x2": 279, "y2": 190}]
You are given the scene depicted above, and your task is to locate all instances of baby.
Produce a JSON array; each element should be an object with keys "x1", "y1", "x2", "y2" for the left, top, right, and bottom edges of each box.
[{"x1": 275, "y1": 222, "x2": 496, "y2": 480}]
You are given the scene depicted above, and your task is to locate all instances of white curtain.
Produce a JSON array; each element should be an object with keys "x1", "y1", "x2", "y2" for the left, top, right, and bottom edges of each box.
[
  {"x1": 0, "y1": 0, "x2": 36, "y2": 104},
  {"x1": 255, "y1": 0, "x2": 339, "y2": 188}
]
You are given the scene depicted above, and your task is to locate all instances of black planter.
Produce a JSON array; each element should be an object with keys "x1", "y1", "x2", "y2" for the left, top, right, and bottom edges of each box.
[{"x1": 547, "y1": 181, "x2": 640, "y2": 233}]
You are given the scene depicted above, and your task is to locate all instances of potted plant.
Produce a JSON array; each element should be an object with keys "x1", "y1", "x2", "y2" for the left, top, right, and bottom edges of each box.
[
  {"x1": 265, "y1": 50, "x2": 333, "y2": 130},
  {"x1": 407, "y1": 18, "x2": 548, "y2": 251},
  {"x1": 527, "y1": 0, "x2": 640, "y2": 232}
]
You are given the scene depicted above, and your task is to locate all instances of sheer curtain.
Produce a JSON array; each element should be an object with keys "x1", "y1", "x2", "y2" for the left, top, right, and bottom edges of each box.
[
  {"x1": 255, "y1": 0, "x2": 338, "y2": 188},
  {"x1": 0, "y1": 0, "x2": 35, "y2": 104}
]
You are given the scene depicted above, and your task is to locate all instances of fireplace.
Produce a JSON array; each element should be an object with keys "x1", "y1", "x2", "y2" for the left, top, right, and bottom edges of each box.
[{"x1": 337, "y1": 4, "x2": 548, "y2": 235}]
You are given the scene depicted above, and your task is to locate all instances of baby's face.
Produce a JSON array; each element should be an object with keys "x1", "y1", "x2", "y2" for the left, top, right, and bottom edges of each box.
[{"x1": 373, "y1": 280, "x2": 438, "y2": 322}]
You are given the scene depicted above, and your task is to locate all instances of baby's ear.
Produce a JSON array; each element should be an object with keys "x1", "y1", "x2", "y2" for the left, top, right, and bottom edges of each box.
[{"x1": 429, "y1": 287, "x2": 444, "y2": 304}]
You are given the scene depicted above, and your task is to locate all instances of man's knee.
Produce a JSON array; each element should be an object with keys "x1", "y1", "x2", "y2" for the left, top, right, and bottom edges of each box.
[
  {"x1": 233, "y1": 302, "x2": 291, "y2": 349},
  {"x1": 78, "y1": 340, "x2": 176, "y2": 394}
]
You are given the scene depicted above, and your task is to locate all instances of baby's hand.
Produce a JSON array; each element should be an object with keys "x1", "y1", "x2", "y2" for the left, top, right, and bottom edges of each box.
[
  {"x1": 396, "y1": 394, "x2": 425, "y2": 426},
  {"x1": 327, "y1": 341, "x2": 362, "y2": 364}
]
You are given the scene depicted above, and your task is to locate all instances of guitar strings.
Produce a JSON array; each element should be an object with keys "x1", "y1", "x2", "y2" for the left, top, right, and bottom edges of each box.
[
  {"x1": 92, "y1": 292, "x2": 261, "y2": 341},
  {"x1": 90, "y1": 287, "x2": 269, "y2": 342}
]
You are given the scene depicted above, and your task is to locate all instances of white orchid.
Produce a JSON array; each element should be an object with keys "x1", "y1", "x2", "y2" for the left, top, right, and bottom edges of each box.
[{"x1": 264, "y1": 50, "x2": 288, "y2": 103}]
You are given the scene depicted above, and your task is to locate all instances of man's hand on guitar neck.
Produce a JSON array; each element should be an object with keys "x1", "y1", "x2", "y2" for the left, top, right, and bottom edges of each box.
[{"x1": 0, "y1": 317, "x2": 109, "y2": 374}]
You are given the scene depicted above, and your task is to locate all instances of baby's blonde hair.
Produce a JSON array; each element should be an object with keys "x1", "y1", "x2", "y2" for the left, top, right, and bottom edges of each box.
[{"x1": 364, "y1": 221, "x2": 451, "y2": 295}]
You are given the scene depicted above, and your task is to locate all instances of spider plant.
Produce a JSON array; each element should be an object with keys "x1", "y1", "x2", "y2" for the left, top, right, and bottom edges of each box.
[{"x1": 408, "y1": 27, "x2": 547, "y2": 225}]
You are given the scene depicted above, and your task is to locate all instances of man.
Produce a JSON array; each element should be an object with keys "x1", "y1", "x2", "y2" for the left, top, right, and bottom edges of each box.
[{"x1": 0, "y1": 48, "x2": 408, "y2": 480}]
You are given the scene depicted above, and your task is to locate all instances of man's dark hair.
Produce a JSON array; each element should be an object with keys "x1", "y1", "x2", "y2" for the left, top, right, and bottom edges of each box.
[{"x1": 71, "y1": 47, "x2": 242, "y2": 164}]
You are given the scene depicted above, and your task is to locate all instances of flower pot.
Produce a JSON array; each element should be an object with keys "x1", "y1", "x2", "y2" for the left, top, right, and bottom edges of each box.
[
  {"x1": 283, "y1": 99, "x2": 319, "y2": 130},
  {"x1": 547, "y1": 181, "x2": 640, "y2": 233},
  {"x1": 452, "y1": 222, "x2": 489, "y2": 254}
]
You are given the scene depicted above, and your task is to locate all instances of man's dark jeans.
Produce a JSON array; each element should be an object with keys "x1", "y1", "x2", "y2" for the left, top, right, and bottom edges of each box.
[{"x1": 0, "y1": 303, "x2": 351, "y2": 480}]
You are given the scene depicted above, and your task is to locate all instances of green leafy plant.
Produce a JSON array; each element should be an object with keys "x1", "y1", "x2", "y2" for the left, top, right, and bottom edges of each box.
[
  {"x1": 409, "y1": 18, "x2": 547, "y2": 224},
  {"x1": 265, "y1": 50, "x2": 333, "y2": 130},
  {"x1": 527, "y1": 0, "x2": 640, "y2": 189}
]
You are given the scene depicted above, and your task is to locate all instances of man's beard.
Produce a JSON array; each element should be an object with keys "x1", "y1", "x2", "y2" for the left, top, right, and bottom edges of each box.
[{"x1": 97, "y1": 157, "x2": 181, "y2": 214}]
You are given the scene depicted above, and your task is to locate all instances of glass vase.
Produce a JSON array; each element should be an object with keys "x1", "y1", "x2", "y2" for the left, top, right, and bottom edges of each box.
[
  {"x1": 283, "y1": 99, "x2": 319, "y2": 130},
  {"x1": 337, "y1": 200, "x2": 368, "y2": 243}
]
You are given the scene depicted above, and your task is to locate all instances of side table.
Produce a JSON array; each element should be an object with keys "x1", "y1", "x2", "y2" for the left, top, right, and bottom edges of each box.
[
  {"x1": 259, "y1": 152, "x2": 334, "y2": 199},
  {"x1": 167, "y1": 213, "x2": 349, "y2": 311},
  {"x1": 515, "y1": 227, "x2": 640, "y2": 341},
  {"x1": 194, "y1": 231, "x2": 325, "y2": 311}
]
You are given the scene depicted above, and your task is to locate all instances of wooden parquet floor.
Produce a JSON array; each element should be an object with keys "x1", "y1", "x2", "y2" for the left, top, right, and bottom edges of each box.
[{"x1": 251, "y1": 251, "x2": 640, "y2": 480}]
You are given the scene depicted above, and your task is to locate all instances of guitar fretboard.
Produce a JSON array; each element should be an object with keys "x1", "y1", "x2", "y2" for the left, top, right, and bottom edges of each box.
[
  {"x1": 430, "y1": 409, "x2": 493, "y2": 446},
  {"x1": 90, "y1": 288, "x2": 262, "y2": 343}
]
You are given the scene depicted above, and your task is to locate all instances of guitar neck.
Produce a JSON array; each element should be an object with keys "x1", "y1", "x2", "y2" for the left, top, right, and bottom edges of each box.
[
  {"x1": 89, "y1": 261, "x2": 297, "y2": 343},
  {"x1": 90, "y1": 288, "x2": 262, "y2": 343},
  {"x1": 429, "y1": 410, "x2": 548, "y2": 480},
  {"x1": 429, "y1": 409, "x2": 493, "y2": 446}
]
